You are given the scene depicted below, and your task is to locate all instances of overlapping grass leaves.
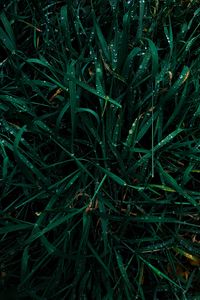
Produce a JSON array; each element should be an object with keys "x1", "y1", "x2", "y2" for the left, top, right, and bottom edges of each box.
[{"x1": 1, "y1": 0, "x2": 200, "y2": 299}]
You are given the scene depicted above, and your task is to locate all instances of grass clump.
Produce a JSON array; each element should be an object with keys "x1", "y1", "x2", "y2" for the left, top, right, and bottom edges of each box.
[{"x1": 1, "y1": 0, "x2": 200, "y2": 299}]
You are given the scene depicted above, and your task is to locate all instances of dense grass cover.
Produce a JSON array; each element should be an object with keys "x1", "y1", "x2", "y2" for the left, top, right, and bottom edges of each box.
[{"x1": 1, "y1": 0, "x2": 200, "y2": 299}]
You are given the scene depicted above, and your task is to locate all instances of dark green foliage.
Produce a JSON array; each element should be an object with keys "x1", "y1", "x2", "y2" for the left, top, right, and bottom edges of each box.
[{"x1": 1, "y1": 0, "x2": 200, "y2": 299}]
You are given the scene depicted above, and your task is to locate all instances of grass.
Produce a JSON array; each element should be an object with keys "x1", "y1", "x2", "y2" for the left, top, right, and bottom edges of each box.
[{"x1": 1, "y1": 0, "x2": 200, "y2": 299}]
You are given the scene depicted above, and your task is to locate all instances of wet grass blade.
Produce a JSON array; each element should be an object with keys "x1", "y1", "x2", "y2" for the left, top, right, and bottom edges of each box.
[{"x1": 1, "y1": 1, "x2": 200, "y2": 299}]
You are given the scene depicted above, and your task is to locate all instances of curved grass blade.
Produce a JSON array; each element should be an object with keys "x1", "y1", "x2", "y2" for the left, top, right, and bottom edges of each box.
[
  {"x1": 93, "y1": 13, "x2": 110, "y2": 62},
  {"x1": 138, "y1": 255, "x2": 182, "y2": 290},
  {"x1": 157, "y1": 162, "x2": 200, "y2": 211},
  {"x1": 145, "y1": 38, "x2": 159, "y2": 78},
  {"x1": 162, "y1": 66, "x2": 190, "y2": 103},
  {"x1": 0, "y1": 12, "x2": 16, "y2": 52}
]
